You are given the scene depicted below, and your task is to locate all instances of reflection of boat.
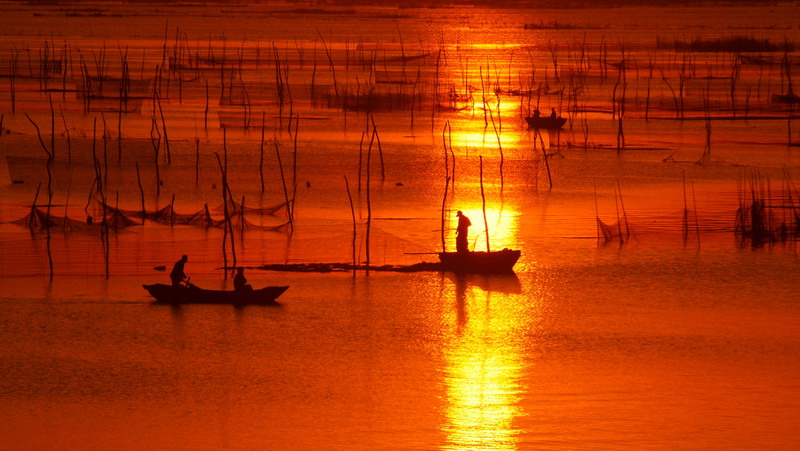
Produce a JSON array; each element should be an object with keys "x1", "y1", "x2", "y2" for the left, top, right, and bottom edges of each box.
[
  {"x1": 448, "y1": 272, "x2": 522, "y2": 294},
  {"x1": 525, "y1": 116, "x2": 567, "y2": 129},
  {"x1": 438, "y1": 249, "x2": 521, "y2": 274},
  {"x1": 143, "y1": 283, "x2": 288, "y2": 306}
]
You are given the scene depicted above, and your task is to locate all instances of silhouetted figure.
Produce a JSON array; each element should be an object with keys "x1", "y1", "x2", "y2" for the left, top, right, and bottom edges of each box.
[
  {"x1": 456, "y1": 210, "x2": 472, "y2": 253},
  {"x1": 550, "y1": 108, "x2": 557, "y2": 118},
  {"x1": 234, "y1": 267, "x2": 252, "y2": 291},
  {"x1": 170, "y1": 254, "x2": 188, "y2": 287},
  {"x1": 533, "y1": 109, "x2": 541, "y2": 118}
]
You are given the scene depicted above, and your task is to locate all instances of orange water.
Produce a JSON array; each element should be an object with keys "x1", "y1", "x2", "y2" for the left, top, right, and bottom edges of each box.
[{"x1": 1, "y1": 3, "x2": 800, "y2": 450}]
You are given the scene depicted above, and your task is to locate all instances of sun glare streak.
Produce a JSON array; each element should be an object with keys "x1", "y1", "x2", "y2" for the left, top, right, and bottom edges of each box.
[
  {"x1": 441, "y1": 286, "x2": 527, "y2": 450},
  {"x1": 449, "y1": 129, "x2": 520, "y2": 151}
]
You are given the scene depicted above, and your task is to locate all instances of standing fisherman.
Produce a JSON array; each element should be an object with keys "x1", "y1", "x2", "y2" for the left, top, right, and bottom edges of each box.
[{"x1": 456, "y1": 210, "x2": 472, "y2": 253}]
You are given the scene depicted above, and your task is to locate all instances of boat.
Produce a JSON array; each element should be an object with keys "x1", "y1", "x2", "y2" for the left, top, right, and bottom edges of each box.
[
  {"x1": 143, "y1": 283, "x2": 288, "y2": 306},
  {"x1": 772, "y1": 92, "x2": 799, "y2": 104},
  {"x1": 525, "y1": 116, "x2": 567, "y2": 129},
  {"x1": 438, "y1": 248, "x2": 521, "y2": 274}
]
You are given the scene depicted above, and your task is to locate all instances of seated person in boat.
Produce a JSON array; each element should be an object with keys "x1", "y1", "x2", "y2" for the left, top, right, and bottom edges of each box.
[
  {"x1": 533, "y1": 108, "x2": 541, "y2": 118},
  {"x1": 170, "y1": 254, "x2": 189, "y2": 287},
  {"x1": 234, "y1": 267, "x2": 252, "y2": 291},
  {"x1": 549, "y1": 107, "x2": 557, "y2": 118},
  {"x1": 456, "y1": 210, "x2": 472, "y2": 253}
]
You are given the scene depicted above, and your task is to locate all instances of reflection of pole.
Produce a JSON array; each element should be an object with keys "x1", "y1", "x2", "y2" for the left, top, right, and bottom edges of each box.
[
  {"x1": 479, "y1": 156, "x2": 490, "y2": 252},
  {"x1": 540, "y1": 132, "x2": 553, "y2": 190}
]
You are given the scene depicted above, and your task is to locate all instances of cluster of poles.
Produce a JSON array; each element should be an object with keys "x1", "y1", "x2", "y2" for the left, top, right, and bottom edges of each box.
[{"x1": 2, "y1": 29, "x2": 799, "y2": 277}]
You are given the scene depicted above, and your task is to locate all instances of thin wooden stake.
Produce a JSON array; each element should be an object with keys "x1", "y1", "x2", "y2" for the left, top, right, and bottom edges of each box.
[
  {"x1": 479, "y1": 156, "x2": 490, "y2": 252},
  {"x1": 136, "y1": 162, "x2": 146, "y2": 224},
  {"x1": 344, "y1": 175, "x2": 357, "y2": 271}
]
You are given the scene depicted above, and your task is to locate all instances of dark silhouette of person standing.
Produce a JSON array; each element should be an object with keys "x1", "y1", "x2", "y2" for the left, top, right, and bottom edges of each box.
[
  {"x1": 549, "y1": 107, "x2": 557, "y2": 118},
  {"x1": 170, "y1": 254, "x2": 188, "y2": 287},
  {"x1": 234, "y1": 267, "x2": 252, "y2": 291},
  {"x1": 456, "y1": 210, "x2": 472, "y2": 253}
]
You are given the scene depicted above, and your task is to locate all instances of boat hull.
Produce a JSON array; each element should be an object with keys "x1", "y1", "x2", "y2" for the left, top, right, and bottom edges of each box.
[
  {"x1": 143, "y1": 283, "x2": 288, "y2": 306},
  {"x1": 438, "y1": 249, "x2": 521, "y2": 274},
  {"x1": 525, "y1": 116, "x2": 567, "y2": 129}
]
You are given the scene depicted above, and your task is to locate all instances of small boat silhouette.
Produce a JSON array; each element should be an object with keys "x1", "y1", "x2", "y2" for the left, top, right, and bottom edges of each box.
[{"x1": 143, "y1": 283, "x2": 288, "y2": 306}]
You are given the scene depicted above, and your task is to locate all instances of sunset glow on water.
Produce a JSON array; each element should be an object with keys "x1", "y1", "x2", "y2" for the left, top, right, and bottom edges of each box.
[{"x1": 1, "y1": 1, "x2": 800, "y2": 449}]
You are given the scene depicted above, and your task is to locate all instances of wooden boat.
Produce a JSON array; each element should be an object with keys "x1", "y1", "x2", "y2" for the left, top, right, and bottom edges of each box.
[
  {"x1": 143, "y1": 283, "x2": 288, "y2": 306},
  {"x1": 438, "y1": 248, "x2": 521, "y2": 274},
  {"x1": 525, "y1": 116, "x2": 567, "y2": 129},
  {"x1": 772, "y1": 92, "x2": 799, "y2": 104}
]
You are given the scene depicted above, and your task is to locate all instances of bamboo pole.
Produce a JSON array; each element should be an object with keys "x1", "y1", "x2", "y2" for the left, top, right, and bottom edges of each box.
[
  {"x1": 136, "y1": 162, "x2": 145, "y2": 224},
  {"x1": 292, "y1": 115, "x2": 299, "y2": 219},
  {"x1": 541, "y1": 137, "x2": 553, "y2": 190},
  {"x1": 370, "y1": 115, "x2": 385, "y2": 181},
  {"x1": 366, "y1": 124, "x2": 372, "y2": 273},
  {"x1": 215, "y1": 152, "x2": 229, "y2": 275},
  {"x1": 204, "y1": 80, "x2": 209, "y2": 131},
  {"x1": 489, "y1": 109, "x2": 503, "y2": 188},
  {"x1": 154, "y1": 89, "x2": 171, "y2": 164},
  {"x1": 344, "y1": 175, "x2": 357, "y2": 270},
  {"x1": 594, "y1": 181, "x2": 600, "y2": 245},
  {"x1": 441, "y1": 175, "x2": 450, "y2": 253},
  {"x1": 59, "y1": 106, "x2": 71, "y2": 164},
  {"x1": 260, "y1": 111, "x2": 266, "y2": 192},
  {"x1": 25, "y1": 113, "x2": 54, "y2": 279},
  {"x1": 691, "y1": 180, "x2": 701, "y2": 249},
  {"x1": 101, "y1": 113, "x2": 108, "y2": 185},
  {"x1": 479, "y1": 156, "x2": 490, "y2": 252},
  {"x1": 358, "y1": 130, "x2": 365, "y2": 193},
  {"x1": 224, "y1": 131, "x2": 236, "y2": 270},
  {"x1": 195, "y1": 139, "x2": 200, "y2": 185},
  {"x1": 274, "y1": 140, "x2": 294, "y2": 229},
  {"x1": 150, "y1": 118, "x2": 161, "y2": 195}
]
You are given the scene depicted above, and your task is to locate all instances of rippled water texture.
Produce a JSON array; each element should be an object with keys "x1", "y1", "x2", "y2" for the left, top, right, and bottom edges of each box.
[{"x1": 1, "y1": 2, "x2": 799, "y2": 450}]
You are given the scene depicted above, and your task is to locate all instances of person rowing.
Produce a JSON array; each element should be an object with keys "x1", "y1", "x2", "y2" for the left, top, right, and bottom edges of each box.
[
  {"x1": 234, "y1": 267, "x2": 253, "y2": 292},
  {"x1": 170, "y1": 254, "x2": 189, "y2": 287}
]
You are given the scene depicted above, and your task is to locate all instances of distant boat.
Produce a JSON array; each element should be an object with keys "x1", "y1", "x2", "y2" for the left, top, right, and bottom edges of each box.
[
  {"x1": 438, "y1": 248, "x2": 521, "y2": 274},
  {"x1": 525, "y1": 116, "x2": 567, "y2": 130},
  {"x1": 143, "y1": 283, "x2": 288, "y2": 306},
  {"x1": 772, "y1": 92, "x2": 799, "y2": 104}
]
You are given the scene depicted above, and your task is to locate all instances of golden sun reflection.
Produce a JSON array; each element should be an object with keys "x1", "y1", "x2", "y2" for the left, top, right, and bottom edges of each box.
[
  {"x1": 449, "y1": 130, "x2": 521, "y2": 151},
  {"x1": 442, "y1": 285, "x2": 526, "y2": 450}
]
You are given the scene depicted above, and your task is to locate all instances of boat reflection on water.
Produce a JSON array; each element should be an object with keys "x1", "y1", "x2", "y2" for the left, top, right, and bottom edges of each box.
[
  {"x1": 449, "y1": 272, "x2": 522, "y2": 297},
  {"x1": 441, "y1": 272, "x2": 527, "y2": 449}
]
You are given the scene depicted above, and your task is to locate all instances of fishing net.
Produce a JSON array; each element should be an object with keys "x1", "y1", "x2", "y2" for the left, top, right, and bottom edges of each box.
[
  {"x1": 596, "y1": 217, "x2": 632, "y2": 242},
  {"x1": 9, "y1": 206, "x2": 106, "y2": 232},
  {"x1": 105, "y1": 209, "x2": 139, "y2": 229},
  {"x1": 213, "y1": 199, "x2": 291, "y2": 216},
  {"x1": 219, "y1": 211, "x2": 290, "y2": 233},
  {"x1": 181, "y1": 204, "x2": 217, "y2": 228}
]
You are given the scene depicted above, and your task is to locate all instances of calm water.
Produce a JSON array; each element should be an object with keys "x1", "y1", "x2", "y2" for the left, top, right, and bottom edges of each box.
[{"x1": 1, "y1": 2, "x2": 800, "y2": 449}]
